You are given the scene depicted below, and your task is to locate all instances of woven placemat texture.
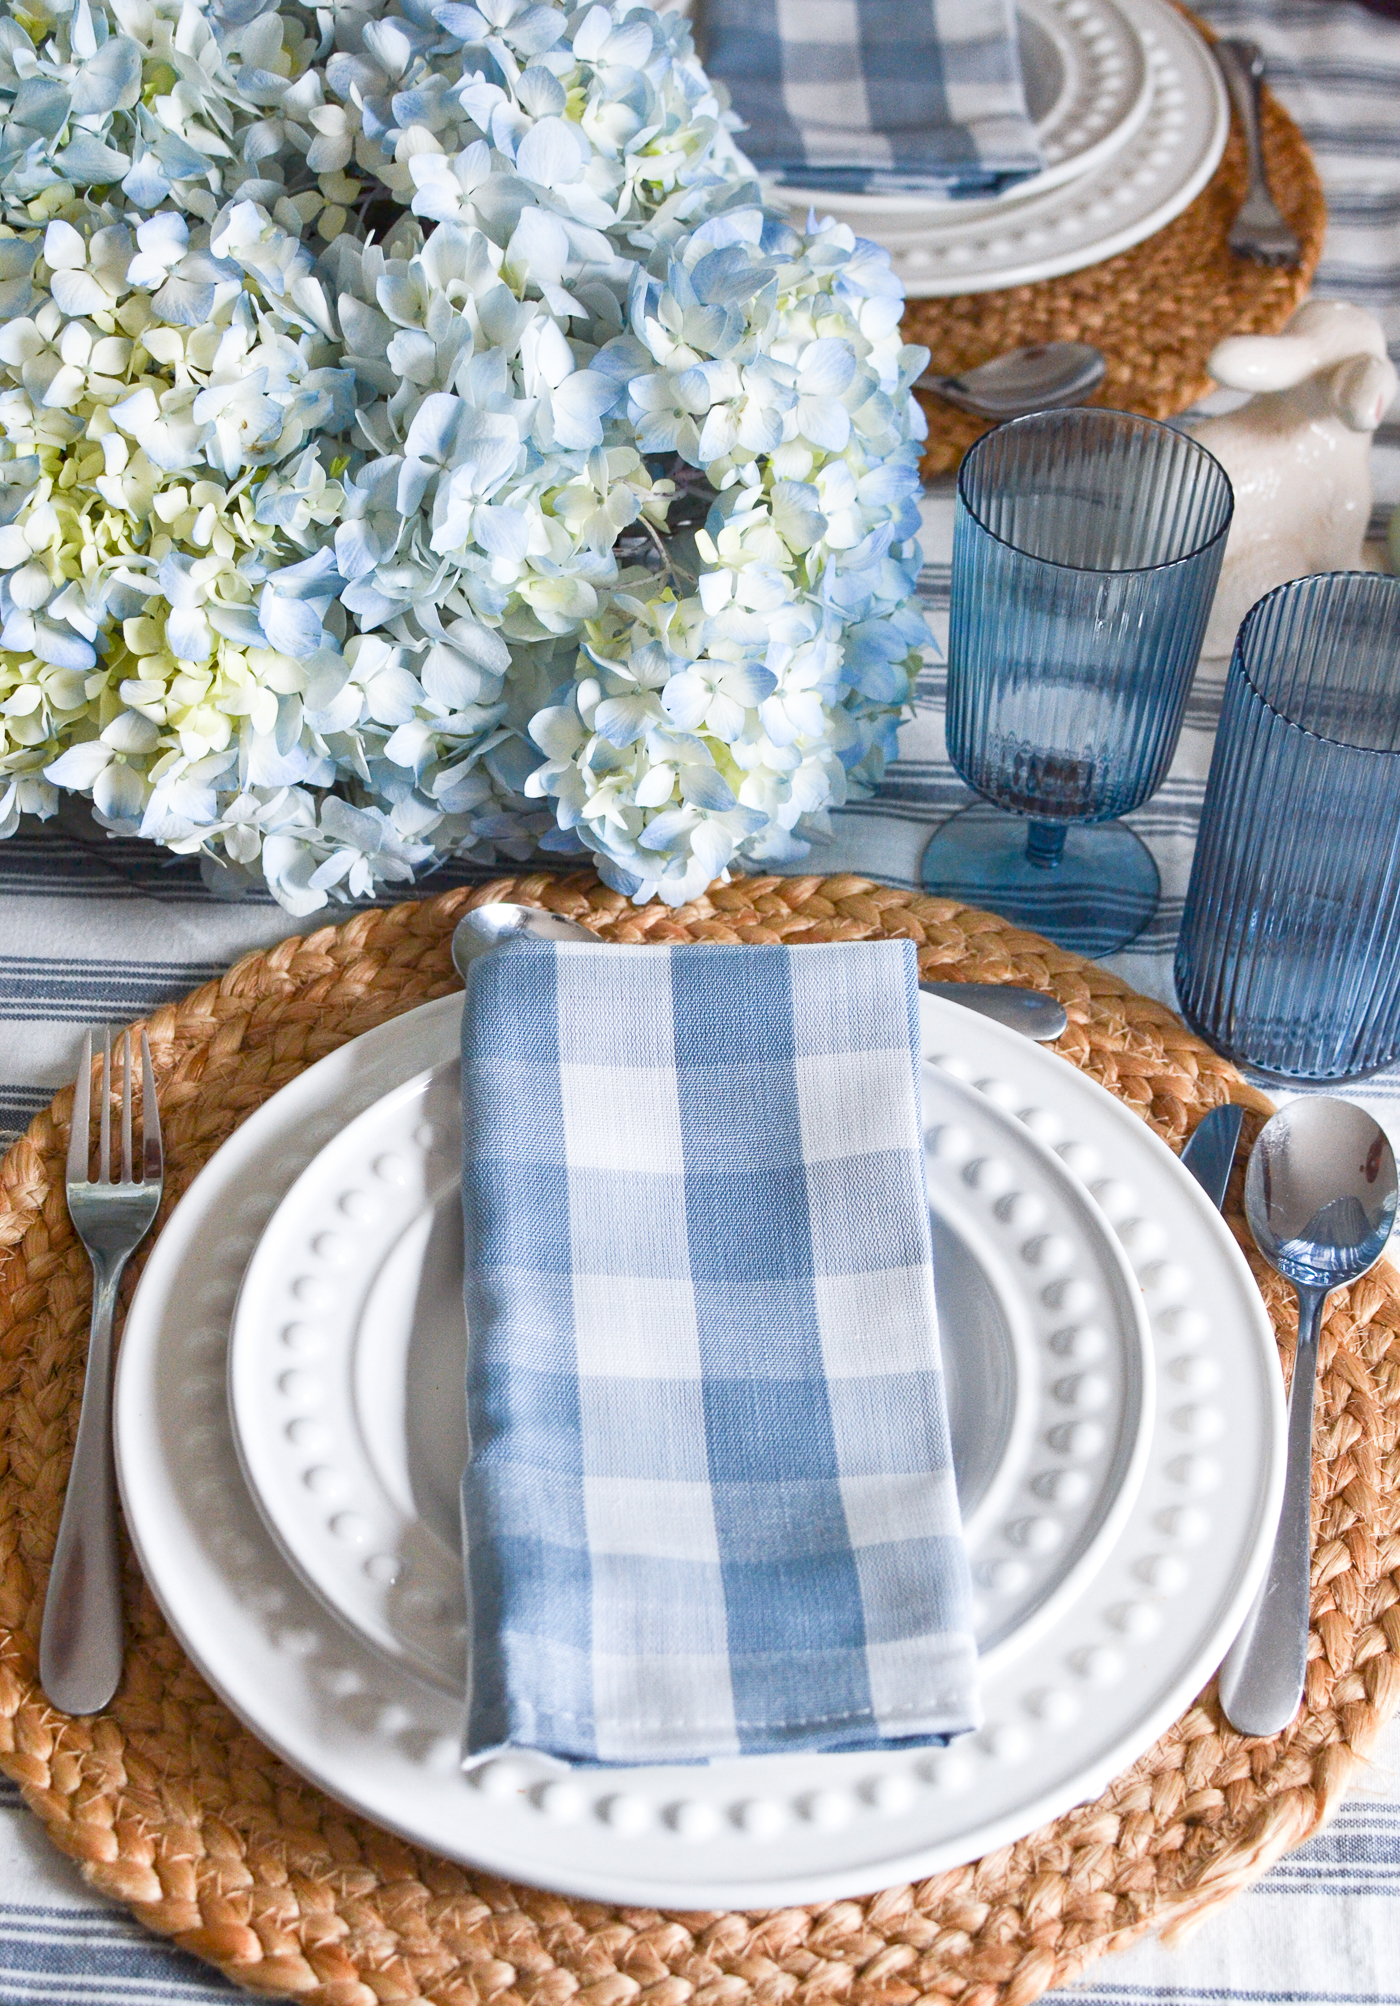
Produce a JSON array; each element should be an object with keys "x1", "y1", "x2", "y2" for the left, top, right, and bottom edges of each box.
[
  {"x1": 2, "y1": 872, "x2": 1398, "y2": 2006},
  {"x1": 908, "y1": 67, "x2": 1326, "y2": 477}
]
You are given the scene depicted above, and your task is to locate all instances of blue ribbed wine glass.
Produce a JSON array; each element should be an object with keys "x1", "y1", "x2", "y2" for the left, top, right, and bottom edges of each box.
[
  {"x1": 1176, "y1": 572, "x2": 1400, "y2": 1083},
  {"x1": 921, "y1": 409, "x2": 1233, "y2": 956}
]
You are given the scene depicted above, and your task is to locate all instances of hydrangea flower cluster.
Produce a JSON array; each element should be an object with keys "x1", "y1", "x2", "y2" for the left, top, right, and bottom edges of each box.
[{"x1": 0, "y1": 0, "x2": 931, "y2": 910}]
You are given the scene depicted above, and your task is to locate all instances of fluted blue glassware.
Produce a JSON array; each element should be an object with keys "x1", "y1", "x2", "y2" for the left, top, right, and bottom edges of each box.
[
  {"x1": 921, "y1": 409, "x2": 1233, "y2": 955},
  {"x1": 1176, "y1": 572, "x2": 1400, "y2": 1083}
]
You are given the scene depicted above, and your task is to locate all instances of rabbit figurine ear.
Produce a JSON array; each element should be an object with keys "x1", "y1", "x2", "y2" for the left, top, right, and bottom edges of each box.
[
  {"x1": 1208, "y1": 302, "x2": 1392, "y2": 395},
  {"x1": 1192, "y1": 300, "x2": 1393, "y2": 660},
  {"x1": 1330, "y1": 353, "x2": 1399, "y2": 433},
  {"x1": 1208, "y1": 333, "x2": 1320, "y2": 394}
]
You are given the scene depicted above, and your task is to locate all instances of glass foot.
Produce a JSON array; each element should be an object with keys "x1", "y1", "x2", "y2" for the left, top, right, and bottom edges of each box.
[{"x1": 920, "y1": 804, "x2": 1160, "y2": 958}]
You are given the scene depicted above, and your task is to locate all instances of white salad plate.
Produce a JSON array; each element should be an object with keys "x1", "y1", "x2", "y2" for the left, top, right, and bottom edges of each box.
[
  {"x1": 836, "y1": 0, "x2": 1229, "y2": 297},
  {"x1": 777, "y1": 0, "x2": 1153, "y2": 218},
  {"x1": 115, "y1": 991, "x2": 1285, "y2": 1909},
  {"x1": 226, "y1": 1043, "x2": 1154, "y2": 1692}
]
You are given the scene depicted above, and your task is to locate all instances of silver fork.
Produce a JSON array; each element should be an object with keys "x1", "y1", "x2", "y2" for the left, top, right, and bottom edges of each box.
[
  {"x1": 1215, "y1": 38, "x2": 1302, "y2": 268},
  {"x1": 39, "y1": 1028, "x2": 163, "y2": 1715}
]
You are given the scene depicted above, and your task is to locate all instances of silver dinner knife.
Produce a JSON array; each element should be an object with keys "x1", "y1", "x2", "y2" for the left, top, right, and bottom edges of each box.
[{"x1": 1179, "y1": 1103, "x2": 1246, "y2": 1211}]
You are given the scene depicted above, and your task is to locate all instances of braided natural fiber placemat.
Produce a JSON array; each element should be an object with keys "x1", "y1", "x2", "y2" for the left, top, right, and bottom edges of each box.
[
  {"x1": 2, "y1": 872, "x2": 1398, "y2": 2006},
  {"x1": 909, "y1": 64, "x2": 1326, "y2": 477}
]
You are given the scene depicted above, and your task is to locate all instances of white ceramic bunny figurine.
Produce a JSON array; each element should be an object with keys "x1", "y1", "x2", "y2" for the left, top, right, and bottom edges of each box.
[{"x1": 1191, "y1": 300, "x2": 1398, "y2": 657}]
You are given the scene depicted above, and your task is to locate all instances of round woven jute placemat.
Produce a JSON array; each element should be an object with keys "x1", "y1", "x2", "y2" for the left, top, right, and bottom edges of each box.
[
  {"x1": 908, "y1": 62, "x2": 1327, "y2": 477},
  {"x1": 2, "y1": 871, "x2": 1399, "y2": 2006}
]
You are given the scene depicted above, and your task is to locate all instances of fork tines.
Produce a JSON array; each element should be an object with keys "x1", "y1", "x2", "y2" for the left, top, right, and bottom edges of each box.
[{"x1": 67, "y1": 1027, "x2": 162, "y2": 1189}]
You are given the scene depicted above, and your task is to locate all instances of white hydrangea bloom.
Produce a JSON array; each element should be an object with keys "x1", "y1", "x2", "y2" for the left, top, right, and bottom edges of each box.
[
  {"x1": 0, "y1": 0, "x2": 933, "y2": 910},
  {"x1": 0, "y1": 197, "x2": 366, "y2": 850}
]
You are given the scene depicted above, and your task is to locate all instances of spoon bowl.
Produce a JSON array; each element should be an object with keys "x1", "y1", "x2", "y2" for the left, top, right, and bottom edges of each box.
[
  {"x1": 1220, "y1": 1096, "x2": 1397, "y2": 1736},
  {"x1": 917, "y1": 342, "x2": 1106, "y2": 420},
  {"x1": 451, "y1": 903, "x2": 597, "y2": 980},
  {"x1": 1245, "y1": 1096, "x2": 1396, "y2": 1291}
]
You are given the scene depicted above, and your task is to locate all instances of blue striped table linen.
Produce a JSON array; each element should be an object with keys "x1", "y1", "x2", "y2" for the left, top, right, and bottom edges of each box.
[
  {"x1": 702, "y1": 0, "x2": 1045, "y2": 196},
  {"x1": 459, "y1": 937, "x2": 979, "y2": 1764}
]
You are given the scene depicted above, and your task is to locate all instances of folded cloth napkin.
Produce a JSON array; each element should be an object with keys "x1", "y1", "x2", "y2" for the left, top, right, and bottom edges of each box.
[
  {"x1": 459, "y1": 937, "x2": 979, "y2": 1766},
  {"x1": 702, "y1": 0, "x2": 1045, "y2": 197}
]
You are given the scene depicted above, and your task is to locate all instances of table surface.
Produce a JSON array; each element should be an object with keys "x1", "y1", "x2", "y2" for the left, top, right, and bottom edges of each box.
[{"x1": 5, "y1": 1, "x2": 1400, "y2": 1998}]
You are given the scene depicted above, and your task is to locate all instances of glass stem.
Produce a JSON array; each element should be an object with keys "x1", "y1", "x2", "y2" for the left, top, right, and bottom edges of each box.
[{"x1": 1025, "y1": 820, "x2": 1068, "y2": 871}]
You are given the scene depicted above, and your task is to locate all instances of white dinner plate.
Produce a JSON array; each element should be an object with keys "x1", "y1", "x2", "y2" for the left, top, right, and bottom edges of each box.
[
  {"x1": 777, "y1": 0, "x2": 1153, "y2": 217},
  {"x1": 115, "y1": 990, "x2": 1285, "y2": 1907},
  {"x1": 831, "y1": 0, "x2": 1229, "y2": 297},
  {"x1": 226, "y1": 1047, "x2": 1155, "y2": 1692}
]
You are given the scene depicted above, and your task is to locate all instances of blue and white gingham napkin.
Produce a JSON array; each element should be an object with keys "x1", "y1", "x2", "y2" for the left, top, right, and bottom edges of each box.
[
  {"x1": 702, "y1": 0, "x2": 1045, "y2": 197},
  {"x1": 459, "y1": 937, "x2": 979, "y2": 1767}
]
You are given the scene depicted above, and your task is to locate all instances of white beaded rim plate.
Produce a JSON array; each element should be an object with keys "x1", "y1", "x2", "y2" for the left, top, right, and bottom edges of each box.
[
  {"x1": 774, "y1": 0, "x2": 1153, "y2": 217},
  {"x1": 114, "y1": 991, "x2": 1285, "y2": 1908},
  {"x1": 224, "y1": 1045, "x2": 1155, "y2": 1693},
  {"x1": 836, "y1": 0, "x2": 1229, "y2": 298}
]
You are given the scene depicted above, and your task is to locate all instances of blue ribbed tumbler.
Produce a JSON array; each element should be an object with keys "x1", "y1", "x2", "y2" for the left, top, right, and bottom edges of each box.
[
  {"x1": 1176, "y1": 572, "x2": 1400, "y2": 1083},
  {"x1": 921, "y1": 409, "x2": 1233, "y2": 955}
]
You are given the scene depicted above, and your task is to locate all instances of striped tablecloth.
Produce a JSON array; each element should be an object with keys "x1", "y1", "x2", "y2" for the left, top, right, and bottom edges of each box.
[{"x1": 5, "y1": 1, "x2": 1400, "y2": 1996}]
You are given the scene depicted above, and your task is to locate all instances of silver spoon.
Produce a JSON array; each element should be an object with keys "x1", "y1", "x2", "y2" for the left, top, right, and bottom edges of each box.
[
  {"x1": 1219, "y1": 1097, "x2": 1397, "y2": 1737},
  {"x1": 921, "y1": 981, "x2": 1065, "y2": 1042},
  {"x1": 452, "y1": 903, "x2": 599, "y2": 971},
  {"x1": 916, "y1": 342, "x2": 1106, "y2": 420},
  {"x1": 451, "y1": 905, "x2": 1067, "y2": 1041}
]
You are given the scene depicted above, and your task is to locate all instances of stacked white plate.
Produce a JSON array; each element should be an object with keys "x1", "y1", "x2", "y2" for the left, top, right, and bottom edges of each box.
[
  {"x1": 774, "y1": 0, "x2": 1230, "y2": 295},
  {"x1": 114, "y1": 989, "x2": 1284, "y2": 1908},
  {"x1": 114, "y1": 994, "x2": 1283, "y2": 1901}
]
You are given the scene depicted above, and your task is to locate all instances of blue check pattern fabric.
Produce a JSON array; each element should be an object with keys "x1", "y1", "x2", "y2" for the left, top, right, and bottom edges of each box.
[
  {"x1": 702, "y1": 0, "x2": 1045, "y2": 197},
  {"x1": 458, "y1": 937, "x2": 979, "y2": 1766}
]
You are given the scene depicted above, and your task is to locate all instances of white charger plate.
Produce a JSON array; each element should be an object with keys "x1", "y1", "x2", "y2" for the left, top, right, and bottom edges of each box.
[
  {"x1": 842, "y1": 0, "x2": 1229, "y2": 297},
  {"x1": 114, "y1": 992, "x2": 1284, "y2": 1909},
  {"x1": 225, "y1": 1049, "x2": 1154, "y2": 1692},
  {"x1": 775, "y1": 0, "x2": 1153, "y2": 217}
]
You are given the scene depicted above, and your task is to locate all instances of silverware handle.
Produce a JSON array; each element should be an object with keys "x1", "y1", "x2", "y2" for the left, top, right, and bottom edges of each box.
[
  {"x1": 921, "y1": 982, "x2": 1068, "y2": 1042},
  {"x1": 1216, "y1": 38, "x2": 1269, "y2": 197},
  {"x1": 39, "y1": 1258, "x2": 126, "y2": 1715},
  {"x1": 1218, "y1": 1282, "x2": 1325, "y2": 1736}
]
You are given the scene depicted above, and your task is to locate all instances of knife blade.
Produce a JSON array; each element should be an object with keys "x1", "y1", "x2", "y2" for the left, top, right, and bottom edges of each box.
[{"x1": 1179, "y1": 1103, "x2": 1246, "y2": 1211}]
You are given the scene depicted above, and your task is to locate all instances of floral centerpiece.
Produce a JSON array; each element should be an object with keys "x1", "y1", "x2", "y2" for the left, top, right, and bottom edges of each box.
[{"x1": 0, "y1": 0, "x2": 931, "y2": 911}]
